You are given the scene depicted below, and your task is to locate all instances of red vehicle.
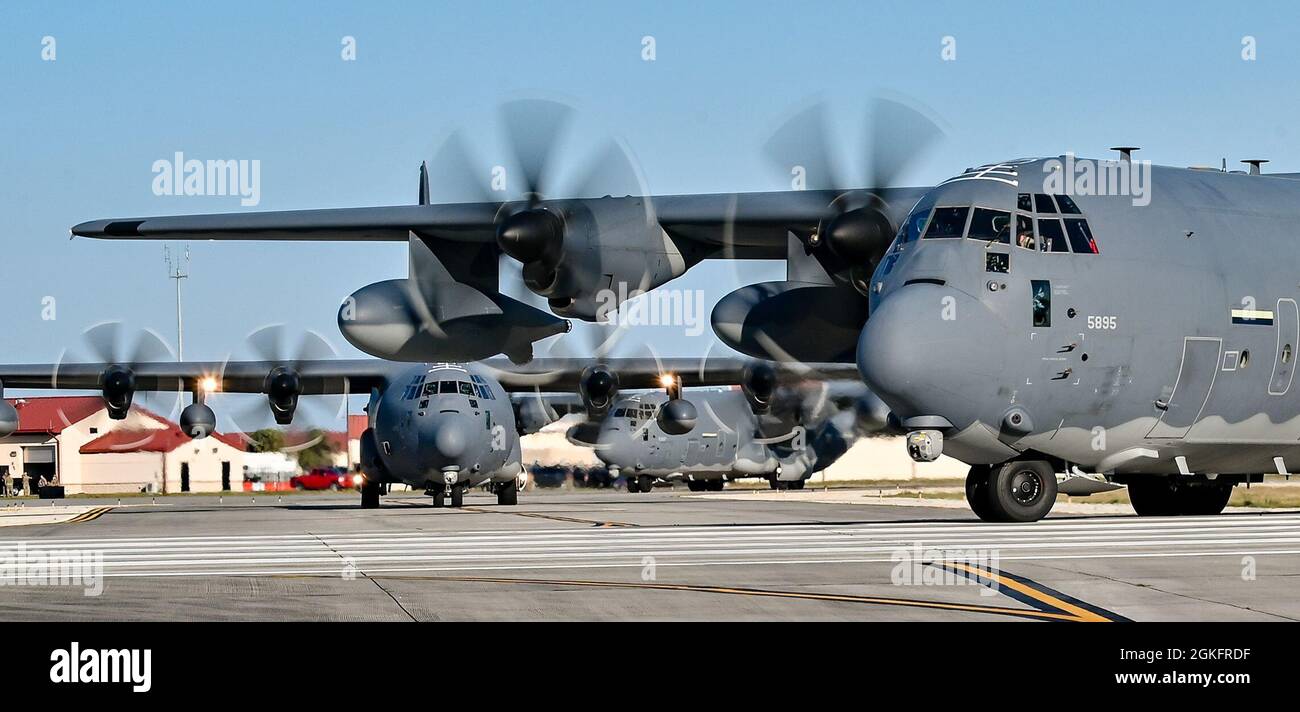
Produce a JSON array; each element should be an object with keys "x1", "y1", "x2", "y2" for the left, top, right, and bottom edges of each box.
[{"x1": 290, "y1": 467, "x2": 361, "y2": 491}]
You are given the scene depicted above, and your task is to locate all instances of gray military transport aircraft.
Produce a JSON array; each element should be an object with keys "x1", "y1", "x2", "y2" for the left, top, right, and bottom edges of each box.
[
  {"x1": 568, "y1": 377, "x2": 885, "y2": 492},
  {"x1": 0, "y1": 351, "x2": 852, "y2": 508},
  {"x1": 57, "y1": 99, "x2": 1300, "y2": 522}
]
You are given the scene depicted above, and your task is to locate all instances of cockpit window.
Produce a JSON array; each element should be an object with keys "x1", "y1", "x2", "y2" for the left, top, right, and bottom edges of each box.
[
  {"x1": 923, "y1": 207, "x2": 969, "y2": 238},
  {"x1": 1015, "y1": 213, "x2": 1036, "y2": 250},
  {"x1": 967, "y1": 208, "x2": 1011, "y2": 244},
  {"x1": 1017, "y1": 193, "x2": 1033, "y2": 211},
  {"x1": 1064, "y1": 218, "x2": 1099, "y2": 253},
  {"x1": 439, "y1": 380, "x2": 457, "y2": 394},
  {"x1": 1055, "y1": 195, "x2": 1082, "y2": 214},
  {"x1": 1033, "y1": 194, "x2": 1058, "y2": 213},
  {"x1": 458, "y1": 381, "x2": 475, "y2": 396},
  {"x1": 895, "y1": 206, "x2": 932, "y2": 247},
  {"x1": 613, "y1": 409, "x2": 625, "y2": 417},
  {"x1": 1037, "y1": 219, "x2": 1069, "y2": 252}
]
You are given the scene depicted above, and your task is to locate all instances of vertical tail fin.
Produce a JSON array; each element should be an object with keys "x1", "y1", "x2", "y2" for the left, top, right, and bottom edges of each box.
[{"x1": 418, "y1": 161, "x2": 430, "y2": 206}]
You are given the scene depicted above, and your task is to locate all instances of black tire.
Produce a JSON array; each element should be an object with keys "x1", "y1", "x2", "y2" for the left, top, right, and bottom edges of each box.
[
  {"x1": 686, "y1": 480, "x2": 706, "y2": 492},
  {"x1": 497, "y1": 483, "x2": 518, "y2": 506},
  {"x1": 1183, "y1": 482, "x2": 1233, "y2": 515},
  {"x1": 636, "y1": 475, "x2": 655, "y2": 493},
  {"x1": 964, "y1": 465, "x2": 996, "y2": 521},
  {"x1": 768, "y1": 478, "x2": 779, "y2": 490},
  {"x1": 1127, "y1": 478, "x2": 1177, "y2": 516},
  {"x1": 360, "y1": 478, "x2": 380, "y2": 509},
  {"x1": 987, "y1": 460, "x2": 1057, "y2": 522},
  {"x1": 430, "y1": 492, "x2": 444, "y2": 508},
  {"x1": 788, "y1": 480, "x2": 804, "y2": 491},
  {"x1": 625, "y1": 478, "x2": 640, "y2": 493},
  {"x1": 774, "y1": 480, "x2": 790, "y2": 491},
  {"x1": 710, "y1": 479, "x2": 726, "y2": 492},
  {"x1": 1129, "y1": 478, "x2": 1233, "y2": 516},
  {"x1": 450, "y1": 487, "x2": 464, "y2": 508}
]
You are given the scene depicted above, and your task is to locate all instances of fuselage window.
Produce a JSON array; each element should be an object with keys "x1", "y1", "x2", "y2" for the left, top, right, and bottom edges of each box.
[
  {"x1": 923, "y1": 206, "x2": 970, "y2": 238},
  {"x1": 1055, "y1": 195, "x2": 1082, "y2": 214},
  {"x1": 1033, "y1": 194, "x2": 1058, "y2": 213},
  {"x1": 1031, "y1": 280, "x2": 1052, "y2": 327},
  {"x1": 967, "y1": 208, "x2": 1011, "y2": 244},
  {"x1": 1017, "y1": 193, "x2": 1033, "y2": 211},
  {"x1": 1015, "y1": 213, "x2": 1036, "y2": 250},
  {"x1": 1064, "y1": 218, "x2": 1099, "y2": 254},
  {"x1": 1037, "y1": 219, "x2": 1069, "y2": 252}
]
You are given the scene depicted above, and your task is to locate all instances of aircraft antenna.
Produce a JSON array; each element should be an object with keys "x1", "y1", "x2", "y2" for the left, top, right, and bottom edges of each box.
[{"x1": 164, "y1": 245, "x2": 191, "y2": 361}]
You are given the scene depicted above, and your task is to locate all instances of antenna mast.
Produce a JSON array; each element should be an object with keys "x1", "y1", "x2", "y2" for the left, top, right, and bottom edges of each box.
[{"x1": 164, "y1": 245, "x2": 190, "y2": 361}]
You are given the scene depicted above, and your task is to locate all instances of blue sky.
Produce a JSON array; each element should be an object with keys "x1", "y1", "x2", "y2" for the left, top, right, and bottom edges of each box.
[{"x1": 2, "y1": 0, "x2": 1299, "y2": 424}]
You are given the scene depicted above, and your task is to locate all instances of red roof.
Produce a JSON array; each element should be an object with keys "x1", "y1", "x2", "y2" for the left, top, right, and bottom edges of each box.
[
  {"x1": 81, "y1": 422, "x2": 245, "y2": 455},
  {"x1": 5, "y1": 396, "x2": 105, "y2": 435}
]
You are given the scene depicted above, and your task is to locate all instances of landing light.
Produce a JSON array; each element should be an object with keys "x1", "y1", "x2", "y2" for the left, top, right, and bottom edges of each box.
[
  {"x1": 658, "y1": 374, "x2": 676, "y2": 388},
  {"x1": 200, "y1": 376, "x2": 219, "y2": 393}
]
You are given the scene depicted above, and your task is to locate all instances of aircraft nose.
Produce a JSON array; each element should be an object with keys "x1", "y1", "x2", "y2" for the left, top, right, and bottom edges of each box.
[
  {"x1": 423, "y1": 414, "x2": 470, "y2": 462},
  {"x1": 857, "y1": 284, "x2": 1004, "y2": 421}
]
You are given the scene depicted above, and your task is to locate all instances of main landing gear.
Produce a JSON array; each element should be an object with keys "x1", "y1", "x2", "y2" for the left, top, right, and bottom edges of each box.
[
  {"x1": 966, "y1": 460, "x2": 1057, "y2": 522},
  {"x1": 627, "y1": 474, "x2": 656, "y2": 493},
  {"x1": 686, "y1": 479, "x2": 725, "y2": 492},
  {"x1": 768, "y1": 478, "x2": 805, "y2": 491},
  {"x1": 360, "y1": 477, "x2": 382, "y2": 509},
  {"x1": 495, "y1": 482, "x2": 519, "y2": 506},
  {"x1": 1126, "y1": 477, "x2": 1233, "y2": 516}
]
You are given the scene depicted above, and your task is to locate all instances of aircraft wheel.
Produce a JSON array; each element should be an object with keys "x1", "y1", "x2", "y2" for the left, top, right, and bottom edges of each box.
[
  {"x1": 965, "y1": 465, "x2": 997, "y2": 521},
  {"x1": 787, "y1": 480, "x2": 804, "y2": 491},
  {"x1": 430, "y1": 491, "x2": 444, "y2": 508},
  {"x1": 636, "y1": 475, "x2": 655, "y2": 493},
  {"x1": 360, "y1": 478, "x2": 381, "y2": 509},
  {"x1": 767, "y1": 478, "x2": 779, "y2": 490},
  {"x1": 686, "y1": 480, "x2": 706, "y2": 492},
  {"x1": 774, "y1": 480, "x2": 790, "y2": 491},
  {"x1": 1184, "y1": 482, "x2": 1233, "y2": 515},
  {"x1": 986, "y1": 460, "x2": 1056, "y2": 522},
  {"x1": 709, "y1": 479, "x2": 725, "y2": 492},
  {"x1": 1127, "y1": 478, "x2": 1178, "y2": 516},
  {"x1": 450, "y1": 487, "x2": 465, "y2": 508},
  {"x1": 496, "y1": 483, "x2": 518, "y2": 506}
]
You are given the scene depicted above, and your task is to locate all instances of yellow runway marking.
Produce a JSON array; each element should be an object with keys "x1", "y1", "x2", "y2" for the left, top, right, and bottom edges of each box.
[
  {"x1": 364, "y1": 570, "x2": 1122, "y2": 622},
  {"x1": 65, "y1": 506, "x2": 113, "y2": 524}
]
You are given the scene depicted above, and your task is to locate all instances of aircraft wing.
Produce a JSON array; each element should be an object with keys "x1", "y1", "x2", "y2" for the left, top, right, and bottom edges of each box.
[
  {"x1": 71, "y1": 204, "x2": 501, "y2": 242},
  {"x1": 69, "y1": 189, "x2": 929, "y2": 255},
  {"x1": 0, "y1": 359, "x2": 396, "y2": 395},
  {"x1": 481, "y1": 357, "x2": 862, "y2": 392}
]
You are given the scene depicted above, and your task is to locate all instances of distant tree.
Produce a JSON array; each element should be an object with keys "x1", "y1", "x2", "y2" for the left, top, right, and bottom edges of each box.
[
  {"x1": 296, "y1": 429, "x2": 340, "y2": 471},
  {"x1": 247, "y1": 429, "x2": 285, "y2": 453}
]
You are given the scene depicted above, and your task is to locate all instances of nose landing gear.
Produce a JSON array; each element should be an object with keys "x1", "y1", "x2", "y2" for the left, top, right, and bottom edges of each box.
[{"x1": 966, "y1": 460, "x2": 1057, "y2": 522}]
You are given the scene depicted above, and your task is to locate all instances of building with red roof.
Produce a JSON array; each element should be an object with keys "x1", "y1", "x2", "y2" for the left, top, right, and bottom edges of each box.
[{"x1": 2, "y1": 396, "x2": 248, "y2": 495}]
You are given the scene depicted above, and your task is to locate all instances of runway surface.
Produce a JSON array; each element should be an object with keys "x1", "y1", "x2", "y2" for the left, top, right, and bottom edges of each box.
[{"x1": 1, "y1": 488, "x2": 1297, "y2": 621}]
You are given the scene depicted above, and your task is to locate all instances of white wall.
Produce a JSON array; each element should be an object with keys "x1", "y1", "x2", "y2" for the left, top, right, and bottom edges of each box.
[
  {"x1": 162, "y1": 438, "x2": 246, "y2": 493},
  {"x1": 79, "y1": 452, "x2": 164, "y2": 494}
]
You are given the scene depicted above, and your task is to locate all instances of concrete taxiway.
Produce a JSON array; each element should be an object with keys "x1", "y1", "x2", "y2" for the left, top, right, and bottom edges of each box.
[{"x1": 0, "y1": 488, "x2": 1297, "y2": 621}]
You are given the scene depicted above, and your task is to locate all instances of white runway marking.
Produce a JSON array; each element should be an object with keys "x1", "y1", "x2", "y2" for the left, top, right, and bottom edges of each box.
[{"x1": 4, "y1": 513, "x2": 1300, "y2": 578}]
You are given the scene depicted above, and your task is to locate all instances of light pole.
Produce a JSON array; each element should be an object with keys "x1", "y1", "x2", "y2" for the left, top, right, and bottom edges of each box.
[{"x1": 164, "y1": 245, "x2": 190, "y2": 361}]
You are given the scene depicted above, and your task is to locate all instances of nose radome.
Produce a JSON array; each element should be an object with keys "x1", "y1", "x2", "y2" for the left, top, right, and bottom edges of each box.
[
  {"x1": 857, "y1": 284, "x2": 1003, "y2": 420},
  {"x1": 427, "y1": 416, "x2": 469, "y2": 461}
]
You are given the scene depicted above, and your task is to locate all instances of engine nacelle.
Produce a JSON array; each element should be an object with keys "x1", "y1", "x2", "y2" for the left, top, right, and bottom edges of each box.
[
  {"x1": 712, "y1": 281, "x2": 867, "y2": 363},
  {"x1": 100, "y1": 364, "x2": 136, "y2": 420},
  {"x1": 742, "y1": 362, "x2": 778, "y2": 414},
  {"x1": 578, "y1": 365, "x2": 619, "y2": 419},
  {"x1": 339, "y1": 279, "x2": 569, "y2": 363},
  {"x1": 265, "y1": 366, "x2": 301, "y2": 425},
  {"x1": 503, "y1": 199, "x2": 688, "y2": 321},
  {"x1": 179, "y1": 403, "x2": 217, "y2": 440}
]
